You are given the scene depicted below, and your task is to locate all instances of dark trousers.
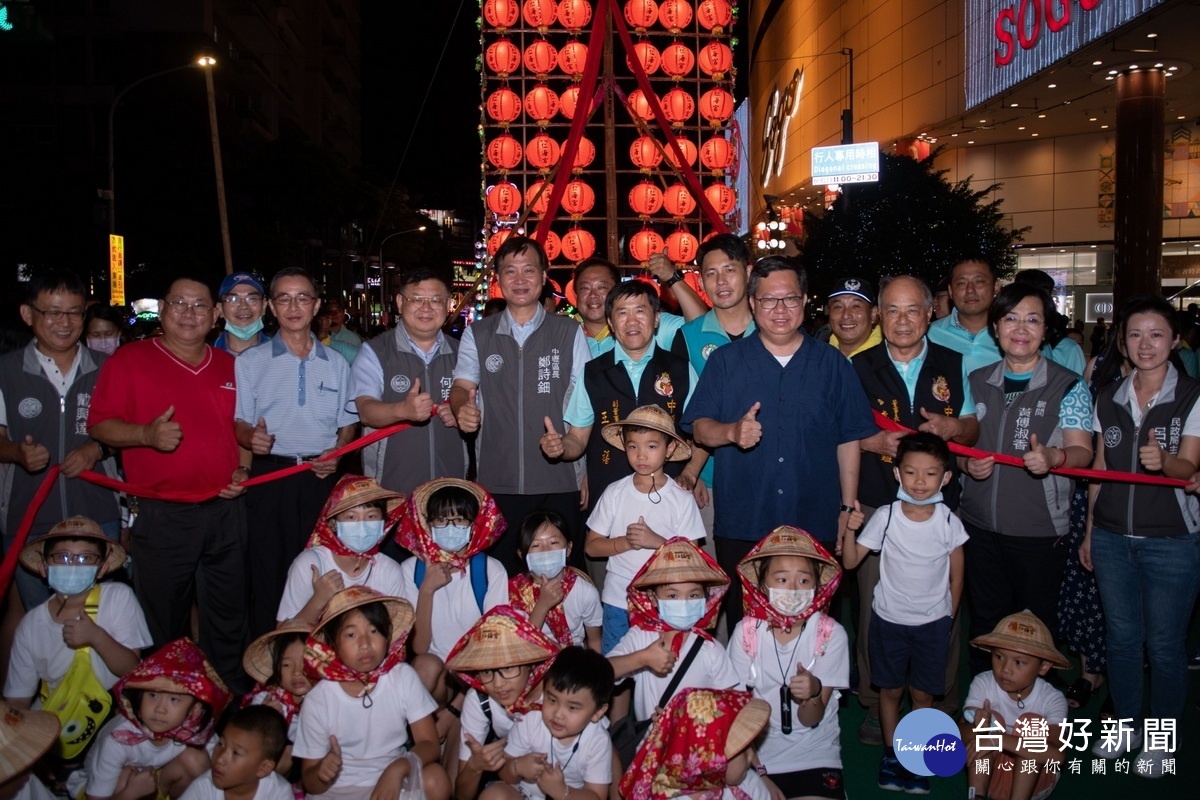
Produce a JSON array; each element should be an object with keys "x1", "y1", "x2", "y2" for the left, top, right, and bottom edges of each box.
[
  {"x1": 714, "y1": 536, "x2": 760, "y2": 629},
  {"x1": 132, "y1": 498, "x2": 249, "y2": 693},
  {"x1": 245, "y1": 460, "x2": 335, "y2": 639},
  {"x1": 964, "y1": 522, "x2": 1067, "y2": 675},
  {"x1": 490, "y1": 491, "x2": 582, "y2": 576}
]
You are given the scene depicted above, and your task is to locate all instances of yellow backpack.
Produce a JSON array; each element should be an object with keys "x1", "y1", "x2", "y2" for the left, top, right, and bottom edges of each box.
[{"x1": 38, "y1": 584, "x2": 113, "y2": 759}]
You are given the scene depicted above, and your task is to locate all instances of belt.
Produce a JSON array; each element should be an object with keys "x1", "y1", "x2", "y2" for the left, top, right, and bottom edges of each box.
[{"x1": 254, "y1": 453, "x2": 321, "y2": 466}]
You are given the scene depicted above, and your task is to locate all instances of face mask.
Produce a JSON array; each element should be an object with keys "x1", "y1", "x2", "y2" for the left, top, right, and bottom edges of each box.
[
  {"x1": 768, "y1": 587, "x2": 815, "y2": 616},
  {"x1": 87, "y1": 336, "x2": 120, "y2": 355},
  {"x1": 337, "y1": 520, "x2": 386, "y2": 554},
  {"x1": 47, "y1": 565, "x2": 99, "y2": 596},
  {"x1": 657, "y1": 597, "x2": 706, "y2": 630},
  {"x1": 896, "y1": 487, "x2": 944, "y2": 506},
  {"x1": 432, "y1": 523, "x2": 472, "y2": 552},
  {"x1": 224, "y1": 318, "x2": 264, "y2": 340},
  {"x1": 526, "y1": 549, "x2": 567, "y2": 578}
]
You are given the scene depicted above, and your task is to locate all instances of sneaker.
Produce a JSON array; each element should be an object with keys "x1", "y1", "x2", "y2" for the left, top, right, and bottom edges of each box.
[
  {"x1": 859, "y1": 712, "x2": 884, "y2": 746},
  {"x1": 1134, "y1": 747, "x2": 1165, "y2": 779},
  {"x1": 903, "y1": 773, "x2": 931, "y2": 795},
  {"x1": 878, "y1": 756, "x2": 905, "y2": 792},
  {"x1": 1091, "y1": 730, "x2": 1142, "y2": 759}
]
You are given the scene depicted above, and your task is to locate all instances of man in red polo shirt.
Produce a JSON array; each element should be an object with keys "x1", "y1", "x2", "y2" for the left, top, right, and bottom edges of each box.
[{"x1": 89, "y1": 277, "x2": 251, "y2": 690}]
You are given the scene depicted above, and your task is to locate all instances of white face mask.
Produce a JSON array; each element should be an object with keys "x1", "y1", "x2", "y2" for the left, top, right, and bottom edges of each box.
[
  {"x1": 432, "y1": 523, "x2": 472, "y2": 552},
  {"x1": 337, "y1": 519, "x2": 386, "y2": 553},
  {"x1": 526, "y1": 548, "x2": 567, "y2": 579},
  {"x1": 87, "y1": 336, "x2": 120, "y2": 355},
  {"x1": 768, "y1": 587, "x2": 815, "y2": 616}
]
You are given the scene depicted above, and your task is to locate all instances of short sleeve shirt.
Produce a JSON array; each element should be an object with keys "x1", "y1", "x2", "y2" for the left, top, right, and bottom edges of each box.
[
  {"x1": 276, "y1": 547, "x2": 407, "y2": 623},
  {"x1": 505, "y1": 714, "x2": 613, "y2": 799},
  {"x1": 608, "y1": 629, "x2": 741, "y2": 722},
  {"x1": 399, "y1": 556, "x2": 509, "y2": 660}
]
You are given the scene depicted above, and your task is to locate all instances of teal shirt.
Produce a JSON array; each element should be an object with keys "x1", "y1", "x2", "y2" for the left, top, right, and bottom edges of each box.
[
  {"x1": 928, "y1": 309, "x2": 1085, "y2": 377},
  {"x1": 564, "y1": 341, "x2": 698, "y2": 428},
  {"x1": 586, "y1": 312, "x2": 686, "y2": 359}
]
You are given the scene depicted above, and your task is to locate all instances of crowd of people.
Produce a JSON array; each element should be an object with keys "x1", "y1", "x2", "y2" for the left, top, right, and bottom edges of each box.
[{"x1": 1, "y1": 236, "x2": 1198, "y2": 800}]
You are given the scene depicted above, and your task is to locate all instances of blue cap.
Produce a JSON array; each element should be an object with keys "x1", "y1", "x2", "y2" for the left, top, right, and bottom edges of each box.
[{"x1": 218, "y1": 272, "x2": 264, "y2": 297}]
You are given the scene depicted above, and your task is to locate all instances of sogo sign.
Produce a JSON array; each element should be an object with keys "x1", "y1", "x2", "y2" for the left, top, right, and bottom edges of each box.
[{"x1": 965, "y1": 0, "x2": 1165, "y2": 108}]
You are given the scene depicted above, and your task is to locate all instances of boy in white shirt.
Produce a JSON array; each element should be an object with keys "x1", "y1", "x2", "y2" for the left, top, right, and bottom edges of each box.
[{"x1": 179, "y1": 706, "x2": 293, "y2": 800}]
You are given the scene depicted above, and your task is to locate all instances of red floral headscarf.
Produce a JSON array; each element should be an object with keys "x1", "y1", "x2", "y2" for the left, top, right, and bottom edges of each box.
[
  {"x1": 508, "y1": 568, "x2": 588, "y2": 646},
  {"x1": 303, "y1": 589, "x2": 413, "y2": 702},
  {"x1": 113, "y1": 639, "x2": 231, "y2": 746},
  {"x1": 241, "y1": 684, "x2": 301, "y2": 726},
  {"x1": 444, "y1": 605, "x2": 560, "y2": 714},
  {"x1": 306, "y1": 474, "x2": 405, "y2": 559},
  {"x1": 627, "y1": 539, "x2": 728, "y2": 658},
  {"x1": 738, "y1": 529, "x2": 842, "y2": 633},
  {"x1": 621, "y1": 688, "x2": 762, "y2": 800},
  {"x1": 395, "y1": 479, "x2": 505, "y2": 569}
]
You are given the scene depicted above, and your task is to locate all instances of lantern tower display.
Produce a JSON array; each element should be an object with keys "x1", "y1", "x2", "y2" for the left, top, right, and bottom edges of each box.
[{"x1": 479, "y1": 0, "x2": 739, "y2": 299}]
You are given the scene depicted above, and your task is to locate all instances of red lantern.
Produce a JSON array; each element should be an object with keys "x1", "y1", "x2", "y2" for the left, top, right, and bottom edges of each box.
[
  {"x1": 486, "y1": 87, "x2": 522, "y2": 123},
  {"x1": 488, "y1": 280, "x2": 504, "y2": 299},
  {"x1": 558, "y1": 41, "x2": 588, "y2": 77},
  {"x1": 705, "y1": 182, "x2": 736, "y2": 215},
  {"x1": 557, "y1": 0, "x2": 592, "y2": 30},
  {"x1": 700, "y1": 135, "x2": 735, "y2": 171},
  {"x1": 696, "y1": 0, "x2": 732, "y2": 32},
  {"x1": 486, "y1": 182, "x2": 522, "y2": 216},
  {"x1": 560, "y1": 85, "x2": 581, "y2": 119},
  {"x1": 561, "y1": 180, "x2": 596, "y2": 216},
  {"x1": 486, "y1": 135, "x2": 523, "y2": 170},
  {"x1": 662, "y1": 184, "x2": 697, "y2": 217},
  {"x1": 698, "y1": 40, "x2": 733, "y2": 77},
  {"x1": 523, "y1": 40, "x2": 558, "y2": 76},
  {"x1": 658, "y1": 0, "x2": 693, "y2": 32},
  {"x1": 626, "y1": 41, "x2": 661, "y2": 75},
  {"x1": 484, "y1": 0, "x2": 520, "y2": 29},
  {"x1": 570, "y1": 136, "x2": 596, "y2": 169},
  {"x1": 562, "y1": 229, "x2": 596, "y2": 262},
  {"x1": 627, "y1": 89, "x2": 656, "y2": 121},
  {"x1": 485, "y1": 39, "x2": 521, "y2": 76},
  {"x1": 666, "y1": 229, "x2": 699, "y2": 264},
  {"x1": 526, "y1": 133, "x2": 561, "y2": 170},
  {"x1": 628, "y1": 181, "x2": 665, "y2": 216},
  {"x1": 662, "y1": 88, "x2": 695, "y2": 125},
  {"x1": 522, "y1": 0, "x2": 557, "y2": 31},
  {"x1": 623, "y1": 0, "x2": 658, "y2": 30},
  {"x1": 629, "y1": 229, "x2": 665, "y2": 263},
  {"x1": 524, "y1": 84, "x2": 560, "y2": 122},
  {"x1": 660, "y1": 42, "x2": 695, "y2": 77},
  {"x1": 630, "y1": 136, "x2": 663, "y2": 170},
  {"x1": 682, "y1": 269, "x2": 710, "y2": 305},
  {"x1": 487, "y1": 228, "x2": 515, "y2": 256},
  {"x1": 526, "y1": 181, "x2": 554, "y2": 214},
  {"x1": 699, "y1": 88, "x2": 734, "y2": 125},
  {"x1": 665, "y1": 137, "x2": 698, "y2": 168},
  {"x1": 542, "y1": 230, "x2": 562, "y2": 261}
]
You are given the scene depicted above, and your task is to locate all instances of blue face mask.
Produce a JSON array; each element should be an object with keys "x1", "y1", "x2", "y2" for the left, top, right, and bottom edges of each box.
[
  {"x1": 657, "y1": 597, "x2": 706, "y2": 630},
  {"x1": 224, "y1": 318, "x2": 264, "y2": 340},
  {"x1": 526, "y1": 548, "x2": 567, "y2": 579},
  {"x1": 432, "y1": 523, "x2": 472, "y2": 553},
  {"x1": 47, "y1": 565, "x2": 99, "y2": 597},
  {"x1": 337, "y1": 519, "x2": 386, "y2": 553},
  {"x1": 896, "y1": 487, "x2": 944, "y2": 506}
]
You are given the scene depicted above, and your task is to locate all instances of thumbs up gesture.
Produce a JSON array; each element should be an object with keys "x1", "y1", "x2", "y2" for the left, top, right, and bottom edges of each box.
[
  {"x1": 250, "y1": 417, "x2": 275, "y2": 455},
  {"x1": 1022, "y1": 432, "x2": 1058, "y2": 476},
  {"x1": 144, "y1": 406, "x2": 183, "y2": 452},
  {"x1": 641, "y1": 632, "x2": 678, "y2": 676},
  {"x1": 457, "y1": 387, "x2": 481, "y2": 433},
  {"x1": 626, "y1": 516, "x2": 665, "y2": 550},
  {"x1": 540, "y1": 416, "x2": 565, "y2": 459},
  {"x1": 788, "y1": 661, "x2": 822, "y2": 703},
  {"x1": 400, "y1": 377, "x2": 433, "y2": 422},
  {"x1": 61, "y1": 610, "x2": 100, "y2": 649},
  {"x1": 732, "y1": 402, "x2": 763, "y2": 449},
  {"x1": 310, "y1": 565, "x2": 345, "y2": 607},
  {"x1": 17, "y1": 435, "x2": 50, "y2": 473},
  {"x1": 1139, "y1": 429, "x2": 1166, "y2": 472},
  {"x1": 317, "y1": 736, "x2": 343, "y2": 785}
]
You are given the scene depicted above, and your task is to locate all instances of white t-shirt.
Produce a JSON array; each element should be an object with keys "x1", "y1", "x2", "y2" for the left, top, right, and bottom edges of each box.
[
  {"x1": 609, "y1": 628, "x2": 741, "y2": 722},
  {"x1": 11, "y1": 774, "x2": 56, "y2": 800},
  {"x1": 178, "y1": 770, "x2": 294, "y2": 800},
  {"x1": 963, "y1": 672, "x2": 1068, "y2": 734},
  {"x1": 67, "y1": 717, "x2": 187, "y2": 798},
  {"x1": 726, "y1": 616, "x2": 849, "y2": 773},
  {"x1": 512, "y1": 574, "x2": 604, "y2": 647},
  {"x1": 505, "y1": 713, "x2": 612, "y2": 799},
  {"x1": 293, "y1": 664, "x2": 437, "y2": 795},
  {"x1": 276, "y1": 547, "x2": 407, "y2": 622},
  {"x1": 856, "y1": 502, "x2": 968, "y2": 626},
  {"x1": 726, "y1": 770, "x2": 770, "y2": 800},
  {"x1": 457, "y1": 688, "x2": 519, "y2": 761},
  {"x1": 586, "y1": 475, "x2": 705, "y2": 607},
  {"x1": 4, "y1": 582, "x2": 152, "y2": 701},
  {"x1": 399, "y1": 555, "x2": 508, "y2": 660}
]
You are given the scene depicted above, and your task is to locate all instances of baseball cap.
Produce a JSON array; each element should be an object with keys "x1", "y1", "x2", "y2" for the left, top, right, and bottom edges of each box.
[
  {"x1": 828, "y1": 277, "x2": 875, "y2": 305},
  {"x1": 218, "y1": 272, "x2": 265, "y2": 298}
]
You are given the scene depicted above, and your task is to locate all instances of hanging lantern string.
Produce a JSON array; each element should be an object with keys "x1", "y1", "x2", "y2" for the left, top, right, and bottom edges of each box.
[{"x1": 613, "y1": 83, "x2": 703, "y2": 197}]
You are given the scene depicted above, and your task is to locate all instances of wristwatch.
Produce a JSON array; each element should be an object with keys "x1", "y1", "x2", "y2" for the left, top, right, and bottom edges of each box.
[
  {"x1": 839, "y1": 504, "x2": 856, "y2": 514},
  {"x1": 656, "y1": 270, "x2": 683, "y2": 289}
]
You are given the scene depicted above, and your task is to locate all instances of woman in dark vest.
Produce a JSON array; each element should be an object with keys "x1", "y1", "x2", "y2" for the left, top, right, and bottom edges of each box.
[
  {"x1": 959, "y1": 284, "x2": 1095, "y2": 674},
  {"x1": 1081, "y1": 295, "x2": 1200, "y2": 766}
]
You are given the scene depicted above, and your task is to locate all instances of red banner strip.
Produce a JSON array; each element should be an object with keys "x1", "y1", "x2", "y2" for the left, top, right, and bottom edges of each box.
[{"x1": 0, "y1": 465, "x2": 62, "y2": 600}]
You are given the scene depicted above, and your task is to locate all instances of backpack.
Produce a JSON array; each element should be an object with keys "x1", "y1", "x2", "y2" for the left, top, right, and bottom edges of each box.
[{"x1": 414, "y1": 552, "x2": 489, "y2": 613}]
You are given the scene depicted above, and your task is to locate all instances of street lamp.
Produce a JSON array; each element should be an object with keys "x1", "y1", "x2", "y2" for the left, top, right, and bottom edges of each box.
[
  {"x1": 106, "y1": 55, "x2": 216, "y2": 235},
  {"x1": 375, "y1": 226, "x2": 428, "y2": 324}
]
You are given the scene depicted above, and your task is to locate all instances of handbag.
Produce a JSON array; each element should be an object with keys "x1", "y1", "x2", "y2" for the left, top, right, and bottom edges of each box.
[
  {"x1": 612, "y1": 634, "x2": 705, "y2": 768},
  {"x1": 38, "y1": 584, "x2": 113, "y2": 759}
]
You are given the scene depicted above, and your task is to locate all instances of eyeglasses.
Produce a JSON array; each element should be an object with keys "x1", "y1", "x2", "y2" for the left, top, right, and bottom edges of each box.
[
  {"x1": 402, "y1": 295, "x2": 448, "y2": 308},
  {"x1": 478, "y1": 665, "x2": 523, "y2": 684},
  {"x1": 431, "y1": 516, "x2": 471, "y2": 527},
  {"x1": 30, "y1": 306, "x2": 85, "y2": 323},
  {"x1": 272, "y1": 294, "x2": 316, "y2": 308},
  {"x1": 998, "y1": 314, "x2": 1045, "y2": 328},
  {"x1": 222, "y1": 294, "x2": 263, "y2": 306},
  {"x1": 163, "y1": 299, "x2": 214, "y2": 316},
  {"x1": 45, "y1": 552, "x2": 103, "y2": 566},
  {"x1": 755, "y1": 295, "x2": 804, "y2": 310}
]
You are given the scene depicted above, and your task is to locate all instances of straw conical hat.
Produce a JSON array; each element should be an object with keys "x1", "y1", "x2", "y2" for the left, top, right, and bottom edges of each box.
[
  {"x1": 445, "y1": 607, "x2": 559, "y2": 673},
  {"x1": 600, "y1": 405, "x2": 691, "y2": 461},
  {"x1": 243, "y1": 619, "x2": 315, "y2": 684},
  {"x1": 323, "y1": 476, "x2": 405, "y2": 520},
  {"x1": 726, "y1": 697, "x2": 770, "y2": 758},
  {"x1": 20, "y1": 516, "x2": 126, "y2": 575},
  {"x1": 736, "y1": 526, "x2": 840, "y2": 590},
  {"x1": 631, "y1": 539, "x2": 728, "y2": 588},
  {"x1": 970, "y1": 610, "x2": 1070, "y2": 669},
  {"x1": 0, "y1": 703, "x2": 59, "y2": 782},
  {"x1": 312, "y1": 587, "x2": 414, "y2": 646}
]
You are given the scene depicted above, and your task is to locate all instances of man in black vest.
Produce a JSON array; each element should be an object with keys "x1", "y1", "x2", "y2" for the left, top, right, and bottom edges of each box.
[{"x1": 850, "y1": 274, "x2": 980, "y2": 741}]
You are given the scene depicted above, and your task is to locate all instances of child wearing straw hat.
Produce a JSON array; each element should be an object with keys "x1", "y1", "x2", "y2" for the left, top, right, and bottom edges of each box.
[
  {"x1": 275, "y1": 475, "x2": 407, "y2": 625},
  {"x1": 510, "y1": 510, "x2": 603, "y2": 651},
  {"x1": 445, "y1": 606, "x2": 561, "y2": 800},
  {"x1": 241, "y1": 620, "x2": 314, "y2": 773},
  {"x1": 293, "y1": 587, "x2": 449, "y2": 800},
  {"x1": 583, "y1": 405, "x2": 704, "y2": 656},
  {"x1": 727, "y1": 527, "x2": 849, "y2": 800},
  {"x1": 0, "y1": 701, "x2": 61, "y2": 800},
  {"x1": 960, "y1": 610, "x2": 1069, "y2": 800}
]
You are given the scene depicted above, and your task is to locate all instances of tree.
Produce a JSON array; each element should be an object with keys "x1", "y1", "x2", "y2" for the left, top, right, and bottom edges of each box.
[{"x1": 799, "y1": 151, "x2": 1027, "y2": 297}]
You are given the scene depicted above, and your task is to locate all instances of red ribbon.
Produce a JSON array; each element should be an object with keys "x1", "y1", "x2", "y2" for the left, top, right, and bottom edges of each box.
[{"x1": 873, "y1": 411, "x2": 1189, "y2": 488}]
